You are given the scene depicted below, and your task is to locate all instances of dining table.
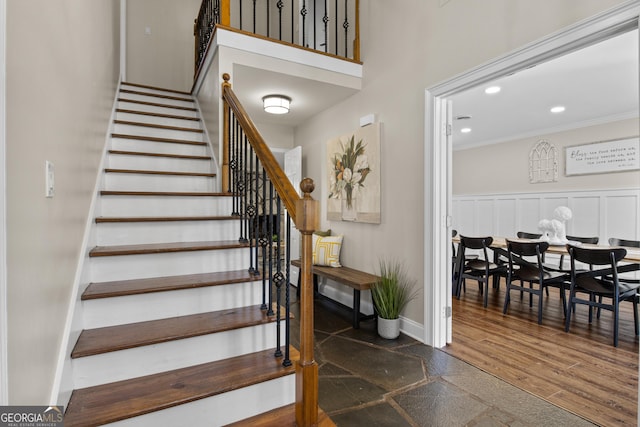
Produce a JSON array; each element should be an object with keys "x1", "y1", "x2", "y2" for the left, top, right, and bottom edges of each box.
[{"x1": 452, "y1": 236, "x2": 640, "y2": 296}]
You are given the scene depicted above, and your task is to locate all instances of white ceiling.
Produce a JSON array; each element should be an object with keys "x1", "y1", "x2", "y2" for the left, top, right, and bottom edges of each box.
[
  {"x1": 230, "y1": 30, "x2": 638, "y2": 150},
  {"x1": 450, "y1": 29, "x2": 639, "y2": 150}
]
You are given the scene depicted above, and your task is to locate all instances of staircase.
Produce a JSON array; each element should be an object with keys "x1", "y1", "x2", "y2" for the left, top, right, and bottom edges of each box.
[{"x1": 63, "y1": 82, "x2": 297, "y2": 426}]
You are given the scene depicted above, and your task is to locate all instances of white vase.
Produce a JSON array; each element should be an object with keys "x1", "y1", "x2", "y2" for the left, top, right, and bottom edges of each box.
[{"x1": 377, "y1": 316, "x2": 400, "y2": 339}]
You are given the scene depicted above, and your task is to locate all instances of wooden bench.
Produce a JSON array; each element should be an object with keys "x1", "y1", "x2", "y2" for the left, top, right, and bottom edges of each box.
[{"x1": 291, "y1": 259, "x2": 379, "y2": 329}]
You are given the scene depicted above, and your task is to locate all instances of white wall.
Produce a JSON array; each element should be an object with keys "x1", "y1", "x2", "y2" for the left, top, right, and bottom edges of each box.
[
  {"x1": 126, "y1": 0, "x2": 201, "y2": 91},
  {"x1": 293, "y1": 0, "x2": 628, "y2": 327},
  {"x1": 6, "y1": 0, "x2": 120, "y2": 404}
]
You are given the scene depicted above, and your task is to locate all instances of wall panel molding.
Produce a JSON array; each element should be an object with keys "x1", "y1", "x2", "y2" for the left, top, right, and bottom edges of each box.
[{"x1": 452, "y1": 189, "x2": 640, "y2": 243}]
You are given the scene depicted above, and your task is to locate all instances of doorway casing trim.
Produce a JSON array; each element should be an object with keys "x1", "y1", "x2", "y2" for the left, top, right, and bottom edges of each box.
[{"x1": 424, "y1": 0, "x2": 640, "y2": 349}]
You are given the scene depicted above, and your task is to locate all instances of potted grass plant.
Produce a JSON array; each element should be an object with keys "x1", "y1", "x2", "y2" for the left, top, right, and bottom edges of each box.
[{"x1": 371, "y1": 260, "x2": 418, "y2": 339}]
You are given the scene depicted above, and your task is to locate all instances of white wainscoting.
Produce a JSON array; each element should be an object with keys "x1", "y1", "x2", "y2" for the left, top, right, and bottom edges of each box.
[{"x1": 452, "y1": 189, "x2": 640, "y2": 244}]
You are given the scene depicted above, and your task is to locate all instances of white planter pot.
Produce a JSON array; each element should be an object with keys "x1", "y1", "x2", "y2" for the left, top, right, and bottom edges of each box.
[{"x1": 377, "y1": 316, "x2": 400, "y2": 339}]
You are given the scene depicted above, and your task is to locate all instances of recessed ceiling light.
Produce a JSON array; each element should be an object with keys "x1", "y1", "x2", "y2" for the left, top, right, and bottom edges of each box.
[
  {"x1": 460, "y1": 128, "x2": 472, "y2": 133},
  {"x1": 484, "y1": 86, "x2": 501, "y2": 94},
  {"x1": 550, "y1": 105, "x2": 566, "y2": 113}
]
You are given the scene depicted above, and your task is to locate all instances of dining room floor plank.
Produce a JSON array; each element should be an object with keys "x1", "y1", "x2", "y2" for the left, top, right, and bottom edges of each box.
[{"x1": 444, "y1": 277, "x2": 638, "y2": 426}]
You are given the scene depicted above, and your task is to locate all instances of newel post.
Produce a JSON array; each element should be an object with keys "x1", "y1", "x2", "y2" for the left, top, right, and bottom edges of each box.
[
  {"x1": 295, "y1": 178, "x2": 319, "y2": 426},
  {"x1": 221, "y1": 73, "x2": 231, "y2": 193}
]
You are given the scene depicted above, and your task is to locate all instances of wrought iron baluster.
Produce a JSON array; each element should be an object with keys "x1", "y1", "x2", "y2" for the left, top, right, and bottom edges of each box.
[
  {"x1": 273, "y1": 194, "x2": 284, "y2": 358},
  {"x1": 301, "y1": 0, "x2": 307, "y2": 47},
  {"x1": 282, "y1": 212, "x2": 292, "y2": 366},
  {"x1": 343, "y1": 0, "x2": 349, "y2": 57},
  {"x1": 248, "y1": 151, "x2": 258, "y2": 274},
  {"x1": 323, "y1": 0, "x2": 328, "y2": 53},
  {"x1": 260, "y1": 167, "x2": 268, "y2": 310},
  {"x1": 252, "y1": 0, "x2": 257, "y2": 33},
  {"x1": 266, "y1": 182, "x2": 275, "y2": 316},
  {"x1": 266, "y1": 0, "x2": 270, "y2": 38},
  {"x1": 230, "y1": 112, "x2": 239, "y2": 216},
  {"x1": 277, "y1": 0, "x2": 284, "y2": 40},
  {"x1": 334, "y1": 0, "x2": 338, "y2": 55},
  {"x1": 252, "y1": 153, "x2": 260, "y2": 274},
  {"x1": 239, "y1": 134, "x2": 249, "y2": 243}
]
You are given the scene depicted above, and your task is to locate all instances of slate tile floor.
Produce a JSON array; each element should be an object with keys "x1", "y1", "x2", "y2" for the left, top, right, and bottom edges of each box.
[{"x1": 289, "y1": 295, "x2": 594, "y2": 427}]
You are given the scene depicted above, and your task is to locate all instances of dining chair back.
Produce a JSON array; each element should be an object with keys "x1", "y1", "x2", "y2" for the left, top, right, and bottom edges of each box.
[
  {"x1": 609, "y1": 237, "x2": 640, "y2": 248},
  {"x1": 503, "y1": 240, "x2": 567, "y2": 324},
  {"x1": 558, "y1": 235, "x2": 599, "y2": 270},
  {"x1": 564, "y1": 244, "x2": 639, "y2": 347},
  {"x1": 516, "y1": 231, "x2": 542, "y2": 239},
  {"x1": 455, "y1": 236, "x2": 506, "y2": 307}
]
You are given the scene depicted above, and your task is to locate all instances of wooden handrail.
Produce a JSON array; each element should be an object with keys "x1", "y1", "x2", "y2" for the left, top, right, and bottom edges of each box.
[{"x1": 221, "y1": 73, "x2": 319, "y2": 426}]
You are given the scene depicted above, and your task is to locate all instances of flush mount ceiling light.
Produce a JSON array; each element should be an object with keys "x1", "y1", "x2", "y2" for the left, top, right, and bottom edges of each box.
[
  {"x1": 550, "y1": 105, "x2": 566, "y2": 114},
  {"x1": 460, "y1": 128, "x2": 472, "y2": 134},
  {"x1": 262, "y1": 95, "x2": 291, "y2": 114}
]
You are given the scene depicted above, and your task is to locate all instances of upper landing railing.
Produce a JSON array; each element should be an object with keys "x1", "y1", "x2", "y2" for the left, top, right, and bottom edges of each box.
[{"x1": 194, "y1": 0, "x2": 360, "y2": 76}]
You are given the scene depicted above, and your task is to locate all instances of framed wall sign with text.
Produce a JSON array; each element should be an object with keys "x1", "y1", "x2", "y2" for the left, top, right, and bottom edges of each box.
[{"x1": 565, "y1": 137, "x2": 639, "y2": 176}]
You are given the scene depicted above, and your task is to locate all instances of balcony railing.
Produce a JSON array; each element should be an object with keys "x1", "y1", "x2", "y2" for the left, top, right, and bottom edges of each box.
[{"x1": 195, "y1": 0, "x2": 360, "y2": 76}]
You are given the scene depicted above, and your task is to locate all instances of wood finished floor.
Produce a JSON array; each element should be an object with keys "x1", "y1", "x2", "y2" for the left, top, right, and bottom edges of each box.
[{"x1": 442, "y1": 279, "x2": 639, "y2": 426}]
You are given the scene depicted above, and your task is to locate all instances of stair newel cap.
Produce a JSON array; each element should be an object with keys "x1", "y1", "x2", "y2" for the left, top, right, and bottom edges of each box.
[
  {"x1": 296, "y1": 178, "x2": 318, "y2": 234},
  {"x1": 222, "y1": 73, "x2": 231, "y2": 88}
]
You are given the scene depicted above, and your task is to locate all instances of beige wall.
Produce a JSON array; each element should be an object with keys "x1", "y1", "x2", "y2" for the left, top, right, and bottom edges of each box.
[
  {"x1": 126, "y1": 0, "x2": 201, "y2": 92},
  {"x1": 6, "y1": 0, "x2": 120, "y2": 404},
  {"x1": 454, "y1": 118, "x2": 640, "y2": 194},
  {"x1": 294, "y1": 0, "x2": 628, "y2": 326}
]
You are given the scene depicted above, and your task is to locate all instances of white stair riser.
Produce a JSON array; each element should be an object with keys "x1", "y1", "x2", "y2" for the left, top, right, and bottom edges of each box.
[
  {"x1": 99, "y1": 195, "x2": 232, "y2": 216},
  {"x1": 107, "y1": 154, "x2": 213, "y2": 174},
  {"x1": 90, "y1": 248, "x2": 249, "y2": 282},
  {"x1": 96, "y1": 220, "x2": 240, "y2": 246},
  {"x1": 116, "y1": 111, "x2": 202, "y2": 129},
  {"x1": 113, "y1": 123, "x2": 204, "y2": 142},
  {"x1": 73, "y1": 322, "x2": 284, "y2": 388},
  {"x1": 119, "y1": 93, "x2": 195, "y2": 109},
  {"x1": 83, "y1": 280, "x2": 263, "y2": 329},
  {"x1": 117, "y1": 100, "x2": 198, "y2": 118},
  {"x1": 107, "y1": 375, "x2": 295, "y2": 427},
  {"x1": 110, "y1": 137, "x2": 207, "y2": 156},
  {"x1": 103, "y1": 173, "x2": 215, "y2": 192}
]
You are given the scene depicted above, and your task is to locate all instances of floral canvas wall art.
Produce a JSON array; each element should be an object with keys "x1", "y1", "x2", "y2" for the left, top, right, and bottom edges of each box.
[{"x1": 327, "y1": 123, "x2": 381, "y2": 223}]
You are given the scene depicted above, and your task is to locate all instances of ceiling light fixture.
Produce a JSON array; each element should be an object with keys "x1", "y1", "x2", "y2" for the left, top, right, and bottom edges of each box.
[
  {"x1": 262, "y1": 95, "x2": 291, "y2": 114},
  {"x1": 460, "y1": 128, "x2": 472, "y2": 133},
  {"x1": 484, "y1": 86, "x2": 501, "y2": 94},
  {"x1": 550, "y1": 105, "x2": 566, "y2": 114}
]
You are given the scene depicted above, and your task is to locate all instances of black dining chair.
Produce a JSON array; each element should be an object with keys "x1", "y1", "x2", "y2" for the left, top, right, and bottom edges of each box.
[
  {"x1": 502, "y1": 239, "x2": 567, "y2": 324},
  {"x1": 564, "y1": 244, "x2": 640, "y2": 347},
  {"x1": 557, "y1": 235, "x2": 599, "y2": 270},
  {"x1": 609, "y1": 237, "x2": 640, "y2": 248},
  {"x1": 451, "y1": 230, "x2": 478, "y2": 293},
  {"x1": 455, "y1": 236, "x2": 507, "y2": 308}
]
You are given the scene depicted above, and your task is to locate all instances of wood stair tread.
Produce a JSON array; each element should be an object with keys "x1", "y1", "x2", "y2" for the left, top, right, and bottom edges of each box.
[
  {"x1": 120, "y1": 88, "x2": 193, "y2": 103},
  {"x1": 108, "y1": 149, "x2": 211, "y2": 160},
  {"x1": 82, "y1": 270, "x2": 259, "y2": 300},
  {"x1": 117, "y1": 98, "x2": 197, "y2": 112},
  {"x1": 228, "y1": 404, "x2": 336, "y2": 427},
  {"x1": 104, "y1": 168, "x2": 215, "y2": 177},
  {"x1": 121, "y1": 82, "x2": 191, "y2": 96},
  {"x1": 64, "y1": 347, "x2": 299, "y2": 427},
  {"x1": 114, "y1": 119, "x2": 203, "y2": 133},
  {"x1": 72, "y1": 305, "x2": 276, "y2": 358},
  {"x1": 95, "y1": 215, "x2": 237, "y2": 223},
  {"x1": 111, "y1": 133, "x2": 205, "y2": 146},
  {"x1": 89, "y1": 240, "x2": 248, "y2": 257},
  {"x1": 100, "y1": 190, "x2": 231, "y2": 197},
  {"x1": 116, "y1": 108, "x2": 200, "y2": 121}
]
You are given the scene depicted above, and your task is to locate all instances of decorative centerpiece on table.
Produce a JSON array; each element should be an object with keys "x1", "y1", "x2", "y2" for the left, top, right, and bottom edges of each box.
[
  {"x1": 538, "y1": 206, "x2": 573, "y2": 245},
  {"x1": 328, "y1": 135, "x2": 371, "y2": 221}
]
